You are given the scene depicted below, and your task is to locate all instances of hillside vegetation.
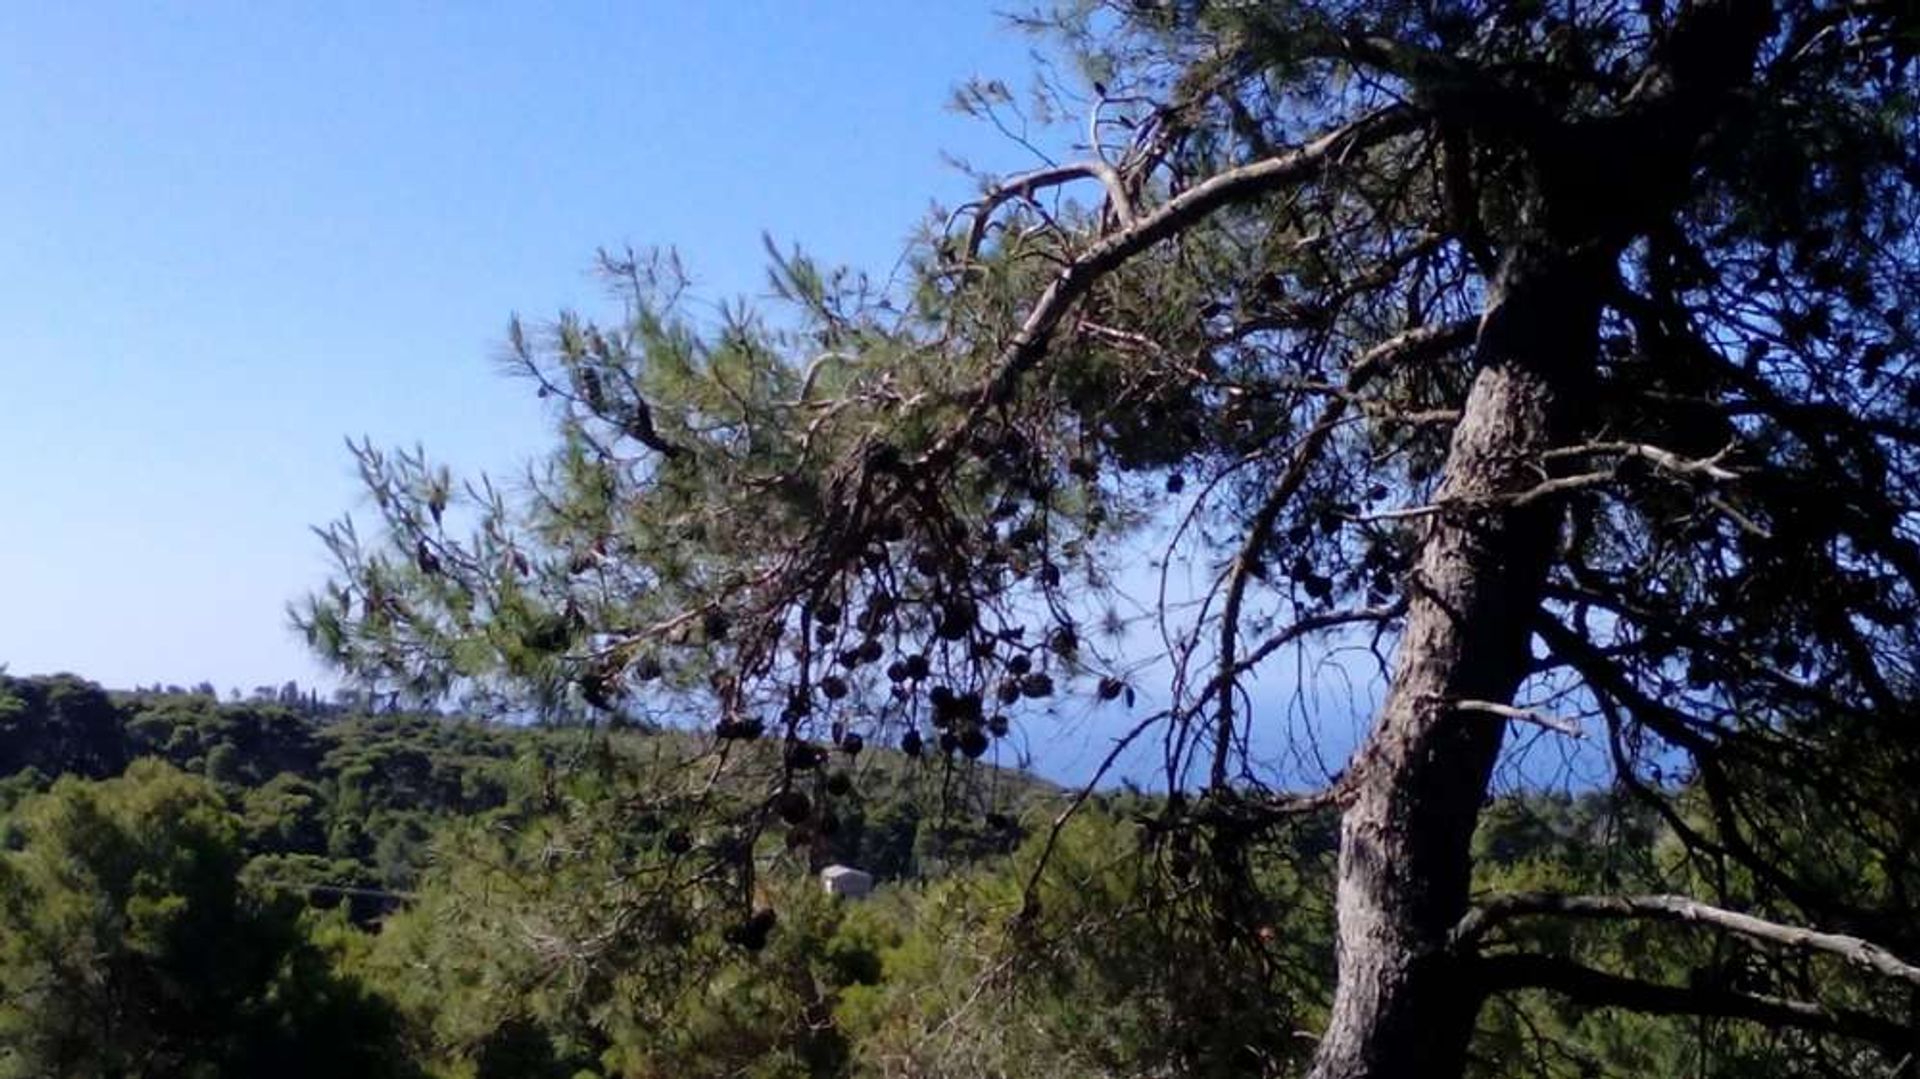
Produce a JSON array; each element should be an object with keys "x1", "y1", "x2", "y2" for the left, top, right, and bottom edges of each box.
[{"x1": 2, "y1": 671, "x2": 1879, "y2": 1078}]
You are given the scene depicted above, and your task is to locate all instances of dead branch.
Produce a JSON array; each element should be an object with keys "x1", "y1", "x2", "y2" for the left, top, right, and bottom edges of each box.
[
  {"x1": 1455, "y1": 892, "x2": 1920, "y2": 989},
  {"x1": 1451, "y1": 699, "x2": 1585, "y2": 738}
]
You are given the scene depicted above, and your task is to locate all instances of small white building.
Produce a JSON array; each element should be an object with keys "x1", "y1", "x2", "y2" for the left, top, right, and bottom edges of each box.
[{"x1": 820, "y1": 864, "x2": 874, "y2": 900}]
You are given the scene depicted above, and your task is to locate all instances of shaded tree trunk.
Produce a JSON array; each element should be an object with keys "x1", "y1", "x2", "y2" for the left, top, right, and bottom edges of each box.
[
  {"x1": 1306, "y1": 8, "x2": 1773, "y2": 1067},
  {"x1": 1307, "y1": 244, "x2": 1606, "y2": 1079}
]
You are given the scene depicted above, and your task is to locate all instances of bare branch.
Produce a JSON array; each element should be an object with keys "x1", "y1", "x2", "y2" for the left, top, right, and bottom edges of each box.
[
  {"x1": 1232, "y1": 598, "x2": 1409, "y2": 680},
  {"x1": 1451, "y1": 699, "x2": 1585, "y2": 738},
  {"x1": 1209, "y1": 317, "x2": 1474, "y2": 788},
  {"x1": 1543, "y1": 440, "x2": 1742, "y2": 482},
  {"x1": 1456, "y1": 893, "x2": 1920, "y2": 990},
  {"x1": 946, "y1": 105, "x2": 1422, "y2": 441},
  {"x1": 1017, "y1": 708, "x2": 1168, "y2": 920},
  {"x1": 1476, "y1": 954, "x2": 1912, "y2": 1054},
  {"x1": 960, "y1": 162, "x2": 1132, "y2": 261},
  {"x1": 1363, "y1": 471, "x2": 1612, "y2": 523}
]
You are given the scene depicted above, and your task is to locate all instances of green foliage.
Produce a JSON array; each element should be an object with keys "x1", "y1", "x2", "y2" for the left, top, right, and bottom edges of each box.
[
  {"x1": 835, "y1": 805, "x2": 1333, "y2": 1079},
  {"x1": 353, "y1": 770, "x2": 855, "y2": 1079},
  {"x1": 1462, "y1": 786, "x2": 1894, "y2": 1079},
  {"x1": 121, "y1": 693, "x2": 321, "y2": 785},
  {"x1": 0, "y1": 669, "x2": 1910, "y2": 1077},
  {"x1": 0, "y1": 761, "x2": 416, "y2": 1079},
  {"x1": 0, "y1": 674, "x2": 538, "y2": 911},
  {"x1": 0, "y1": 673, "x2": 127, "y2": 779}
]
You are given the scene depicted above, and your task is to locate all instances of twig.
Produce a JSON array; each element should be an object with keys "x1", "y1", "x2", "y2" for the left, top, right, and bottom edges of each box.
[{"x1": 1452, "y1": 698, "x2": 1585, "y2": 738}]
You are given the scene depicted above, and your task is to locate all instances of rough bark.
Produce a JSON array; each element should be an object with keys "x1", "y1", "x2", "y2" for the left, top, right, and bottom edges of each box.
[
  {"x1": 1303, "y1": 5, "x2": 1775, "y2": 1070},
  {"x1": 1305, "y1": 245, "x2": 1605, "y2": 1079}
]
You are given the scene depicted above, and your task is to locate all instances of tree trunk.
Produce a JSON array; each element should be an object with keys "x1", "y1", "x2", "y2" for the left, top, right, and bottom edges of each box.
[
  {"x1": 1306, "y1": 244, "x2": 1604, "y2": 1079},
  {"x1": 1302, "y1": 7, "x2": 1772, "y2": 1070}
]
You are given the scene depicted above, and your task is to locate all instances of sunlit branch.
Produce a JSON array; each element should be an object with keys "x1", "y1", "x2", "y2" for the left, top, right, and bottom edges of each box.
[{"x1": 1457, "y1": 893, "x2": 1920, "y2": 989}]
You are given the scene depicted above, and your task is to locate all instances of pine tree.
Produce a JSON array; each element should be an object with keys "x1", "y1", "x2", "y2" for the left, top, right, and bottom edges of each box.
[{"x1": 302, "y1": 3, "x2": 1920, "y2": 1075}]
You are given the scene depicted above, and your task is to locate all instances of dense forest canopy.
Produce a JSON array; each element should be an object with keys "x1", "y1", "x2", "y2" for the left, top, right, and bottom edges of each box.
[
  {"x1": 0, "y1": 675, "x2": 1069, "y2": 1076},
  {"x1": 0, "y1": 669, "x2": 1873, "y2": 1078}
]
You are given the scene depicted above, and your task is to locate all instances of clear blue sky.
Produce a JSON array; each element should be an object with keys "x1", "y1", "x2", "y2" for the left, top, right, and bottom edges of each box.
[{"x1": 0, "y1": 4, "x2": 1050, "y2": 696}]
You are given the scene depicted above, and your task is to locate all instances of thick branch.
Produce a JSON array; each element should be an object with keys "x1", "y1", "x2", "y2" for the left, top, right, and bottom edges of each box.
[
  {"x1": 1456, "y1": 892, "x2": 1920, "y2": 989},
  {"x1": 1477, "y1": 953, "x2": 1913, "y2": 1055},
  {"x1": 962, "y1": 162, "x2": 1136, "y2": 260},
  {"x1": 782, "y1": 108, "x2": 1423, "y2": 645},
  {"x1": 941, "y1": 105, "x2": 1421, "y2": 445}
]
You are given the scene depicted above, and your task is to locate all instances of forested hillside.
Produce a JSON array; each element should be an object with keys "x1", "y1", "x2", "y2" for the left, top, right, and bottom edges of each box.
[
  {"x1": 1, "y1": 671, "x2": 1894, "y2": 1078},
  {"x1": 0, "y1": 672, "x2": 1065, "y2": 1076}
]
